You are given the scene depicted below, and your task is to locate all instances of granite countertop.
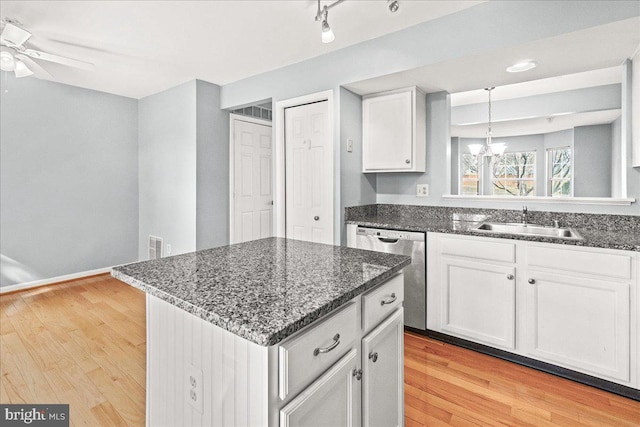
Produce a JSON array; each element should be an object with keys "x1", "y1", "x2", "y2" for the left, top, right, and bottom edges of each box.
[
  {"x1": 111, "y1": 237, "x2": 410, "y2": 346},
  {"x1": 347, "y1": 214, "x2": 640, "y2": 252}
]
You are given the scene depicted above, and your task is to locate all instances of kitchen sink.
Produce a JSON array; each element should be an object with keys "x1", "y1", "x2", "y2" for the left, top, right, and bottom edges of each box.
[{"x1": 472, "y1": 222, "x2": 583, "y2": 240}]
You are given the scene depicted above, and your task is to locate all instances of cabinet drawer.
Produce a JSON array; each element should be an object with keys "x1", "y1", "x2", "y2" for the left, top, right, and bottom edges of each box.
[
  {"x1": 278, "y1": 302, "x2": 357, "y2": 400},
  {"x1": 527, "y1": 245, "x2": 632, "y2": 280},
  {"x1": 440, "y1": 235, "x2": 515, "y2": 263},
  {"x1": 362, "y1": 273, "x2": 404, "y2": 332}
]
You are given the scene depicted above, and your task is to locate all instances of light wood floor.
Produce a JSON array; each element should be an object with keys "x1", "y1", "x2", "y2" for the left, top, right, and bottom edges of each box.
[{"x1": 1, "y1": 275, "x2": 639, "y2": 426}]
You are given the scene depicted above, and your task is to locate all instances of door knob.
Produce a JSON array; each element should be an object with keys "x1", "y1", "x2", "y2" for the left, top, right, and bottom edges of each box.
[
  {"x1": 314, "y1": 216, "x2": 320, "y2": 221},
  {"x1": 405, "y1": 159, "x2": 410, "y2": 164},
  {"x1": 368, "y1": 351, "x2": 378, "y2": 363},
  {"x1": 528, "y1": 278, "x2": 536, "y2": 284},
  {"x1": 506, "y1": 274, "x2": 514, "y2": 280}
]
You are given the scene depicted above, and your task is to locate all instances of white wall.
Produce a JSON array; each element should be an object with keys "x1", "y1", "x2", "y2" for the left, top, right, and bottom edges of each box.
[
  {"x1": 0, "y1": 77, "x2": 138, "y2": 287},
  {"x1": 574, "y1": 124, "x2": 613, "y2": 197}
]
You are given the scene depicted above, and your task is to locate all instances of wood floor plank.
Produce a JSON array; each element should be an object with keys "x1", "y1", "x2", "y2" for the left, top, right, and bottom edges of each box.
[{"x1": 2, "y1": 276, "x2": 639, "y2": 427}]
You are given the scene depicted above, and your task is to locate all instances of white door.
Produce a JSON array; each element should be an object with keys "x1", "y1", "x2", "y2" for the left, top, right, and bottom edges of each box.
[
  {"x1": 362, "y1": 309, "x2": 404, "y2": 427},
  {"x1": 232, "y1": 117, "x2": 273, "y2": 243},
  {"x1": 285, "y1": 101, "x2": 333, "y2": 245}
]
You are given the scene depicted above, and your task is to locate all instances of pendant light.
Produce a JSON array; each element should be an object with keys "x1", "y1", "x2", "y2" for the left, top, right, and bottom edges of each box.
[{"x1": 468, "y1": 87, "x2": 506, "y2": 157}]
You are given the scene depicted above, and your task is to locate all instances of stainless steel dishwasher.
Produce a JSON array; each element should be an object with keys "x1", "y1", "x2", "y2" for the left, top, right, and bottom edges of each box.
[{"x1": 355, "y1": 226, "x2": 426, "y2": 330}]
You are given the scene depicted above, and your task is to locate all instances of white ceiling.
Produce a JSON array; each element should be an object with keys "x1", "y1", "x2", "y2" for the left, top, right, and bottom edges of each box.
[
  {"x1": 343, "y1": 17, "x2": 640, "y2": 97},
  {"x1": 0, "y1": 0, "x2": 481, "y2": 99}
]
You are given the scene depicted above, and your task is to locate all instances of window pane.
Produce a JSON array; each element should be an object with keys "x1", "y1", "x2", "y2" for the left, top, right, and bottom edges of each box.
[{"x1": 491, "y1": 150, "x2": 535, "y2": 196}]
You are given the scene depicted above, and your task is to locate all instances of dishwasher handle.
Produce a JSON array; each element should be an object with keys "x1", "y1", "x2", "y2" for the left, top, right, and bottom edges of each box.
[{"x1": 377, "y1": 237, "x2": 399, "y2": 244}]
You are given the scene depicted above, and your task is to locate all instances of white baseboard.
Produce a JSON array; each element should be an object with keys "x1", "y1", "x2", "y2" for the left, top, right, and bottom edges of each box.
[{"x1": 0, "y1": 267, "x2": 112, "y2": 295}]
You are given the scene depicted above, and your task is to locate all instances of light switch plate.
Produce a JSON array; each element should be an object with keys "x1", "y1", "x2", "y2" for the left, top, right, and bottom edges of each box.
[
  {"x1": 417, "y1": 184, "x2": 429, "y2": 197},
  {"x1": 346, "y1": 138, "x2": 353, "y2": 153}
]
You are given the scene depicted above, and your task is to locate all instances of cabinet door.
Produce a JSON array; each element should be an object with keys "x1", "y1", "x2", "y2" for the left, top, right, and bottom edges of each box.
[
  {"x1": 280, "y1": 349, "x2": 358, "y2": 427},
  {"x1": 521, "y1": 271, "x2": 630, "y2": 383},
  {"x1": 440, "y1": 257, "x2": 516, "y2": 350},
  {"x1": 362, "y1": 309, "x2": 404, "y2": 427},
  {"x1": 363, "y1": 90, "x2": 413, "y2": 171}
]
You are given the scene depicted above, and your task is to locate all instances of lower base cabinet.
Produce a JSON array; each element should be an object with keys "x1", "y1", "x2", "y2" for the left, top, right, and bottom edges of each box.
[
  {"x1": 362, "y1": 309, "x2": 404, "y2": 427},
  {"x1": 280, "y1": 349, "x2": 359, "y2": 427},
  {"x1": 427, "y1": 232, "x2": 638, "y2": 391},
  {"x1": 520, "y1": 270, "x2": 630, "y2": 383}
]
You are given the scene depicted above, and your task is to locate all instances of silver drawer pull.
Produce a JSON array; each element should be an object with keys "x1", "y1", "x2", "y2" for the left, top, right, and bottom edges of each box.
[
  {"x1": 313, "y1": 334, "x2": 340, "y2": 356},
  {"x1": 380, "y1": 293, "x2": 397, "y2": 306},
  {"x1": 368, "y1": 351, "x2": 378, "y2": 363}
]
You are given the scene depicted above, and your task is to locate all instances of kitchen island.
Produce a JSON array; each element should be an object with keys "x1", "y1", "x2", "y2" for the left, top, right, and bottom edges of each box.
[{"x1": 112, "y1": 237, "x2": 410, "y2": 427}]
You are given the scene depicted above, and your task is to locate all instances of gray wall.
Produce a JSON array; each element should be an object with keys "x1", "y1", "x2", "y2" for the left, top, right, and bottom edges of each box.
[
  {"x1": 138, "y1": 79, "x2": 229, "y2": 259},
  {"x1": 196, "y1": 80, "x2": 230, "y2": 250},
  {"x1": 339, "y1": 87, "x2": 376, "y2": 244},
  {"x1": 611, "y1": 116, "x2": 623, "y2": 197},
  {"x1": 574, "y1": 124, "x2": 612, "y2": 197},
  {"x1": 0, "y1": 77, "x2": 138, "y2": 287},
  {"x1": 138, "y1": 81, "x2": 197, "y2": 260}
]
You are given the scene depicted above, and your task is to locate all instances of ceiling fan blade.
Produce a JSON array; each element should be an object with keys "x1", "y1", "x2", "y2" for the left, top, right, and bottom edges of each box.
[
  {"x1": 15, "y1": 53, "x2": 53, "y2": 79},
  {"x1": 22, "y1": 48, "x2": 95, "y2": 71},
  {"x1": 0, "y1": 22, "x2": 32, "y2": 47}
]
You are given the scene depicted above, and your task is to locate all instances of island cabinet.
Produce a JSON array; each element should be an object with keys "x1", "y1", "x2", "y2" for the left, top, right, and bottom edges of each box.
[
  {"x1": 427, "y1": 232, "x2": 639, "y2": 392},
  {"x1": 145, "y1": 272, "x2": 405, "y2": 427},
  {"x1": 362, "y1": 86, "x2": 426, "y2": 173}
]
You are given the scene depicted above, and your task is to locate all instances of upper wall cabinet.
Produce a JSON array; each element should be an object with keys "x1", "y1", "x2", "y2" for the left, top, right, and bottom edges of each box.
[{"x1": 362, "y1": 87, "x2": 426, "y2": 173}]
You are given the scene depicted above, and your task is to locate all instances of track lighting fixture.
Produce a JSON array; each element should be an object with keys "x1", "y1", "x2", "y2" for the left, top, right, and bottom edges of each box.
[{"x1": 314, "y1": 0, "x2": 398, "y2": 43}]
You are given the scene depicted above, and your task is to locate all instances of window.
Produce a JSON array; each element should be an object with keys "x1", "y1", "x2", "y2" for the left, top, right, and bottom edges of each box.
[
  {"x1": 461, "y1": 153, "x2": 479, "y2": 195},
  {"x1": 547, "y1": 147, "x2": 572, "y2": 197},
  {"x1": 490, "y1": 151, "x2": 536, "y2": 196}
]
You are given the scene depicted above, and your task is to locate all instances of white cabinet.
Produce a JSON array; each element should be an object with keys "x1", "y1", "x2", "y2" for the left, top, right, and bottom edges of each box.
[
  {"x1": 362, "y1": 309, "x2": 404, "y2": 427},
  {"x1": 520, "y1": 271, "x2": 630, "y2": 383},
  {"x1": 439, "y1": 257, "x2": 516, "y2": 350},
  {"x1": 280, "y1": 349, "x2": 359, "y2": 427},
  {"x1": 427, "y1": 232, "x2": 638, "y2": 390},
  {"x1": 362, "y1": 87, "x2": 426, "y2": 173}
]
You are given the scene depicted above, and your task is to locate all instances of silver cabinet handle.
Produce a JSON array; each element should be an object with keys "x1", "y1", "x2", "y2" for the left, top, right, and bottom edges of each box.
[
  {"x1": 313, "y1": 334, "x2": 340, "y2": 356},
  {"x1": 368, "y1": 351, "x2": 378, "y2": 363},
  {"x1": 380, "y1": 293, "x2": 397, "y2": 306},
  {"x1": 528, "y1": 278, "x2": 536, "y2": 284},
  {"x1": 405, "y1": 159, "x2": 411, "y2": 164},
  {"x1": 314, "y1": 216, "x2": 320, "y2": 221},
  {"x1": 506, "y1": 274, "x2": 514, "y2": 280}
]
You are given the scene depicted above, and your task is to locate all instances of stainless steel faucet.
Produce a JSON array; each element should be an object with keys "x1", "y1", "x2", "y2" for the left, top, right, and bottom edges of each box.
[{"x1": 522, "y1": 205, "x2": 528, "y2": 225}]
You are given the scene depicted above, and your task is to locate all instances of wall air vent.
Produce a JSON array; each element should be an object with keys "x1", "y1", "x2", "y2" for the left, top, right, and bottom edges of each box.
[{"x1": 149, "y1": 235, "x2": 163, "y2": 260}]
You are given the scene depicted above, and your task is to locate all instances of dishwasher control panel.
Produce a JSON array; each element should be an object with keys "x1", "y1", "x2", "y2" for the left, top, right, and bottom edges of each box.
[{"x1": 356, "y1": 227, "x2": 409, "y2": 240}]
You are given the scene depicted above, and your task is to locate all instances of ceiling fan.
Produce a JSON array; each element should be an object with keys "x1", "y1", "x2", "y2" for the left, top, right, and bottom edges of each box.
[{"x1": 0, "y1": 18, "x2": 95, "y2": 79}]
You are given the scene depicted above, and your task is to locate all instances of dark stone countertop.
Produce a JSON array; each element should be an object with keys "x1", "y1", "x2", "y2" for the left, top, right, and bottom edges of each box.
[
  {"x1": 111, "y1": 237, "x2": 411, "y2": 346},
  {"x1": 347, "y1": 215, "x2": 640, "y2": 252}
]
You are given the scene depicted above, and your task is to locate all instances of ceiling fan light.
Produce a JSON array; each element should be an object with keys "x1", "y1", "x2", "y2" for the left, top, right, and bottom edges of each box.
[
  {"x1": 0, "y1": 50, "x2": 15, "y2": 72},
  {"x1": 14, "y1": 58, "x2": 33, "y2": 78},
  {"x1": 321, "y1": 20, "x2": 335, "y2": 43}
]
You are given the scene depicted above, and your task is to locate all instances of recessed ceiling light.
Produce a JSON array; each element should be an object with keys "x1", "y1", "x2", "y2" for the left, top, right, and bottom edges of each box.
[{"x1": 506, "y1": 61, "x2": 536, "y2": 73}]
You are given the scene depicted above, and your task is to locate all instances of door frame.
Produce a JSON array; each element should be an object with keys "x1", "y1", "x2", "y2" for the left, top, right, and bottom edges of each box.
[
  {"x1": 229, "y1": 113, "x2": 273, "y2": 244},
  {"x1": 274, "y1": 90, "x2": 334, "y2": 242}
]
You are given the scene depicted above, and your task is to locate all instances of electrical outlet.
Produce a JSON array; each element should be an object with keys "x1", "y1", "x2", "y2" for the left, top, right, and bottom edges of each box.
[
  {"x1": 417, "y1": 184, "x2": 429, "y2": 197},
  {"x1": 166, "y1": 244, "x2": 172, "y2": 255},
  {"x1": 186, "y1": 364, "x2": 203, "y2": 413},
  {"x1": 346, "y1": 138, "x2": 353, "y2": 153}
]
